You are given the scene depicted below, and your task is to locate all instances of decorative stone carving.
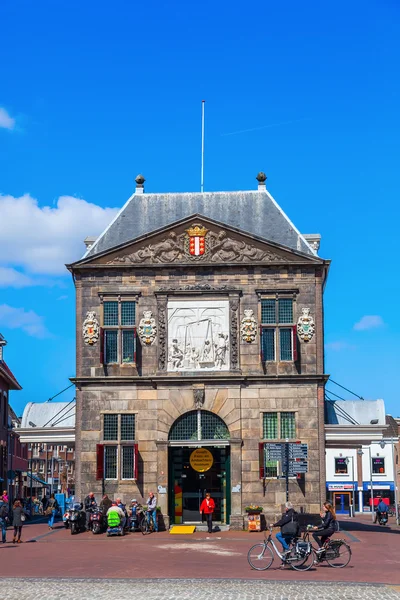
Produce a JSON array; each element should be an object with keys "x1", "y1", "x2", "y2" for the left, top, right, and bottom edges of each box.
[
  {"x1": 107, "y1": 225, "x2": 287, "y2": 265},
  {"x1": 193, "y1": 388, "x2": 205, "y2": 409},
  {"x1": 82, "y1": 311, "x2": 99, "y2": 345},
  {"x1": 157, "y1": 297, "x2": 168, "y2": 370},
  {"x1": 230, "y1": 297, "x2": 239, "y2": 370},
  {"x1": 297, "y1": 308, "x2": 315, "y2": 342},
  {"x1": 240, "y1": 309, "x2": 257, "y2": 343},
  {"x1": 158, "y1": 284, "x2": 233, "y2": 292},
  {"x1": 167, "y1": 300, "x2": 230, "y2": 371},
  {"x1": 138, "y1": 311, "x2": 157, "y2": 345}
]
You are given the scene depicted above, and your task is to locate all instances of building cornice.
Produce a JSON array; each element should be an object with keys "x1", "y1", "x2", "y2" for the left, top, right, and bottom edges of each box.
[{"x1": 71, "y1": 374, "x2": 329, "y2": 386}]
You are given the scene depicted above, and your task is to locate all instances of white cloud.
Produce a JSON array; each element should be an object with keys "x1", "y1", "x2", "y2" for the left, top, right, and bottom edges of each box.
[
  {"x1": 0, "y1": 304, "x2": 50, "y2": 338},
  {"x1": 353, "y1": 315, "x2": 384, "y2": 331},
  {"x1": 325, "y1": 341, "x2": 356, "y2": 351},
  {"x1": 0, "y1": 107, "x2": 15, "y2": 130},
  {"x1": 0, "y1": 267, "x2": 34, "y2": 288},
  {"x1": 0, "y1": 194, "x2": 118, "y2": 276},
  {"x1": 57, "y1": 295, "x2": 68, "y2": 301}
]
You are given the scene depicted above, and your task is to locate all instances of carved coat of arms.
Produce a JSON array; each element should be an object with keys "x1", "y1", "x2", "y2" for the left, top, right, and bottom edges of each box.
[
  {"x1": 138, "y1": 311, "x2": 157, "y2": 345},
  {"x1": 297, "y1": 308, "x2": 315, "y2": 342},
  {"x1": 82, "y1": 311, "x2": 100, "y2": 345},
  {"x1": 240, "y1": 309, "x2": 258, "y2": 343},
  {"x1": 185, "y1": 224, "x2": 208, "y2": 258}
]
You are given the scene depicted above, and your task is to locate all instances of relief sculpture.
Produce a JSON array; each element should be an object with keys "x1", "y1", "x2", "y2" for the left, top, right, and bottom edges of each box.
[
  {"x1": 107, "y1": 225, "x2": 286, "y2": 264},
  {"x1": 167, "y1": 300, "x2": 230, "y2": 371}
]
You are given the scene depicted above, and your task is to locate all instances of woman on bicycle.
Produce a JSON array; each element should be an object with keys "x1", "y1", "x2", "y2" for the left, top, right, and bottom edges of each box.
[
  {"x1": 270, "y1": 502, "x2": 299, "y2": 557},
  {"x1": 312, "y1": 502, "x2": 337, "y2": 552}
]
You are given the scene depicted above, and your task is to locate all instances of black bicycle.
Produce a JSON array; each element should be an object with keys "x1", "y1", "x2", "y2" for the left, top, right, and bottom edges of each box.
[
  {"x1": 140, "y1": 510, "x2": 156, "y2": 535},
  {"x1": 303, "y1": 527, "x2": 352, "y2": 568},
  {"x1": 247, "y1": 527, "x2": 315, "y2": 571}
]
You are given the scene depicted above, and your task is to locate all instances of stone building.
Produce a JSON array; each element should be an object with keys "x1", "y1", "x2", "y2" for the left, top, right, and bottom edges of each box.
[{"x1": 68, "y1": 173, "x2": 330, "y2": 528}]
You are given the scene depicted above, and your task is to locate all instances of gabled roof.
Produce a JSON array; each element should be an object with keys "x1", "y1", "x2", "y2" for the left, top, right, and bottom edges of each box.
[
  {"x1": 82, "y1": 189, "x2": 319, "y2": 260},
  {"x1": 0, "y1": 360, "x2": 22, "y2": 390}
]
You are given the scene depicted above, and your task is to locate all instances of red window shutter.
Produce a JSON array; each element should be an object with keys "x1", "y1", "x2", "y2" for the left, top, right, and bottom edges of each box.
[
  {"x1": 292, "y1": 325, "x2": 298, "y2": 362},
  {"x1": 133, "y1": 327, "x2": 137, "y2": 364},
  {"x1": 100, "y1": 327, "x2": 105, "y2": 364},
  {"x1": 260, "y1": 326, "x2": 265, "y2": 362},
  {"x1": 96, "y1": 444, "x2": 104, "y2": 480},
  {"x1": 259, "y1": 442, "x2": 265, "y2": 479},
  {"x1": 134, "y1": 443, "x2": 138, "y2": 479}
]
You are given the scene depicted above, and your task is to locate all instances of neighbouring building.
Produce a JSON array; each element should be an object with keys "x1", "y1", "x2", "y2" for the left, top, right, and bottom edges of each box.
[
  {"x1": 18, "y1": 401, "x2": 76, "y2": 496},
  {"x1": 68, "y1": 173, "x2": 331, "y2": 528},
  {"x1": 7, "y1": 406, "x2": 28, "y2": 500},
  {"x1": 0, "y1": 334, "x2": 22, "y2": 493},
  {"x1": 325, "y1": 399, "x2": 398, "y2": 513}
]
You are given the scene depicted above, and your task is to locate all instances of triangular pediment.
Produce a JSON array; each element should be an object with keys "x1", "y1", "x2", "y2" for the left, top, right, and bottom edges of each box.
[{"x1": 71, "y1": 214, "x2": 323, "y2": 268}]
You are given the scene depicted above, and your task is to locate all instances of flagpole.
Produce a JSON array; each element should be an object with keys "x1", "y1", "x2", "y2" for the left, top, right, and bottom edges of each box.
[{"x1": 201, "y1": 100, "x2": 205, "y2": 193}]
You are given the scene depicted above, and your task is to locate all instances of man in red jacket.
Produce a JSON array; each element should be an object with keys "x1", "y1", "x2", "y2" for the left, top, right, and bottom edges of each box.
[{"x1": 199, "y1": 493, "x2": 215, "y2": 534}]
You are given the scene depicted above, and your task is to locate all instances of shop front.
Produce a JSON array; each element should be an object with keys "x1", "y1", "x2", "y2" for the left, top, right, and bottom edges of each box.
[
  {"x1": 326, "y1": 482, "x2": 357, "y2": 514},
  {"x1": 362, "y1": 482, "x2": 394, "y2": 512}
]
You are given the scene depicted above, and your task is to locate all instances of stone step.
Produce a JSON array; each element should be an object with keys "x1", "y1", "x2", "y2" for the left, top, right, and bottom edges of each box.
[{"x1": 171, "y1": 524, "x2": 230, "y2": 532}]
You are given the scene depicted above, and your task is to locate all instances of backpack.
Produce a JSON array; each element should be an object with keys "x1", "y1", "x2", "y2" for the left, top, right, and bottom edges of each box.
[{"x1": 0, "y1": 504, "x2": 8, "y2": 520}]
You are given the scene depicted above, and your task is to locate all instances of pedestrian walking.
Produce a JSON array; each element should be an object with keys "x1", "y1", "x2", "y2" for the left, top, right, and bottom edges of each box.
[
  {"x1": 46, "y1": 493, "x2": 59, "y2": 530},
  {"x1": 200, "y1": 492, "x2": 215, "y2": 534},
  {"x1": 12, "y1": 500, "x2": 25, "y2": 543},
  {"x1": 0, "y1": 501, "x2": 9, "y2": 543}
]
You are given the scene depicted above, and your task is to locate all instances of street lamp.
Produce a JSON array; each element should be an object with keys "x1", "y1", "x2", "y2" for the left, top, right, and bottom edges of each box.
[
  {"x1": 378, "y1": 439, "x2": 399, "y2": 526},
  {"x1": 345, "y1": 456, "x2": 356, "y2": 516}
]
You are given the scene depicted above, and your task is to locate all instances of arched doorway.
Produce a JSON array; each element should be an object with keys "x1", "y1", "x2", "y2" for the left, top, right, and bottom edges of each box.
[{"x1": 168, "y1": 410, "x2": 231, "y2": 525}]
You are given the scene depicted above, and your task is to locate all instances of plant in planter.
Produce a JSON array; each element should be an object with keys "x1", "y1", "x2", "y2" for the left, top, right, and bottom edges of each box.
[{"x1": 245, "y1": 505, "x2": 263, "y2": 513}]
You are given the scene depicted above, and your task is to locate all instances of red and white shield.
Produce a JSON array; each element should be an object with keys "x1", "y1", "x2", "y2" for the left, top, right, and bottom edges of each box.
[
  {"x1": 189, "y1": 236, "x2": 205, "y2": 256},
  {"x1": 186, "y1": 224, "x2": 208, "y2": 257}
]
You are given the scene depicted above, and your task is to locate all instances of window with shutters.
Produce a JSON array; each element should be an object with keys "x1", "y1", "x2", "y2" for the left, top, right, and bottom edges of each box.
[
  {"x1": 101, "y1": 298, "x2": 137, "y2": 365},
  {"x1": 260, "y1": 297, "x2": 297, "y2": 362},
  {"x1": 101, "y1": 414, "x2": 137, "y2": 480}
]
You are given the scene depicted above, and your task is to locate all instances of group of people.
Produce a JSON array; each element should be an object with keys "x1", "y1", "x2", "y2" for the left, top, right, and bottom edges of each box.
[
  {"x1": 271, "y1": 501, "x2": 338, "y2": 563},
  {"x1": 84, "y1": 490, "x2": 159, "y2": 532}
]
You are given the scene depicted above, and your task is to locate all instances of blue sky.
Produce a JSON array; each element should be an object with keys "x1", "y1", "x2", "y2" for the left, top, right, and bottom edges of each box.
[{"x1": 1, "y1": 0, "x2": 399, "y2": 416}]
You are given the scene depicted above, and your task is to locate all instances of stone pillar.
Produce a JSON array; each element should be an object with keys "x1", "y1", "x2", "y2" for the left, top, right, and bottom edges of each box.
[
  {"x1": 317, "y1": 383, "x2": 326, "y2": 506},
  {"x1": 155, "y1": 440, "x2": 169, "y2": 530},
  {"x1": 229, "y1": 438, "x2": 243, "y2": 530}
]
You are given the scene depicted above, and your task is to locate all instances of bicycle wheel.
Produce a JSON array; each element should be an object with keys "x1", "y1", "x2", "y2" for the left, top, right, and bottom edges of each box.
[
  {"x1": 247, "y1": 543, "x2": 274, "y2": 571},
  {"x1": 290, "y1": 549, "x2": 316, "y2": 571},
  {"x1": 325, "y1": 541, "x2": 351, "y2": 568},
  {"x1": 140, "y1": 518, "x2": 150, "y2": 535}
]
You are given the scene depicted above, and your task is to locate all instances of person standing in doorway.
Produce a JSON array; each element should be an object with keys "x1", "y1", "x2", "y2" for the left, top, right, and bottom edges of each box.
[
  {"x1": 200, "y1": 492, "x2": 215, "y2": 534},
  {"x1": 12, "y1": 500, "x2": 24, "y2": 543}
]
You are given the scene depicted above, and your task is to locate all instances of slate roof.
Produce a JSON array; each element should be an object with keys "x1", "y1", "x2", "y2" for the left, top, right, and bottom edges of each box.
[
  {"x1": 83, "y1": 189, "x2": 317, "y2": 259},
  {"x1": 21, "y1": 401, "x2": 76, "y2": 429}
]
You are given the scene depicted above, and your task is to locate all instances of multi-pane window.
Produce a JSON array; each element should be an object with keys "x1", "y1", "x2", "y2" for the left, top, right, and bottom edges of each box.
[
  {"x1": 263, "y1": 412, "x2": 296, "y2": 439},
  {"x1": 260, "y1": 298, "x2": 296, "y2": 362},
  {"x1": 102, "y1": 414, "x2": 136, "y2": 479},
  {"x1": 102, "y1": 300, "x2": 136, "y2": 364}
]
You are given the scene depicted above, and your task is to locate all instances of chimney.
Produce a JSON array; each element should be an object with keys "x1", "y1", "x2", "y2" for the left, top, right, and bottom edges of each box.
[
  {"x1": 135, "y1": 174, "x2": 145, "y2": 194},
  {"x1": 256, "y1": 171, "x2": 267, "y2": 191},
  {"x1": 303, "y1": 234, "x2": 321, "y2": 254},
  {"x1": 83, "y1": 236, "x2": 97, "y2": 250},
  {"x1": 0, "y1": 334, "x2": 6, "y2": 361}
]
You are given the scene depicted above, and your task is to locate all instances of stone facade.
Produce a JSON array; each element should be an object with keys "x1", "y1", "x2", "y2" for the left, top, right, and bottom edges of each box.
[{"x1": 69, "y1": 188, "x2": 330, "y2": 528}]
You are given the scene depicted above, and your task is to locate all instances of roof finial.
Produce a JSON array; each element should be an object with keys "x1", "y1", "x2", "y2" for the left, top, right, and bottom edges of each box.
[
  {"x1": 256, "y1": 172, "x2": 267, "y2": 191},
  {"x1": 135, "y1": 174, "x2": 145, "y2": 194}
]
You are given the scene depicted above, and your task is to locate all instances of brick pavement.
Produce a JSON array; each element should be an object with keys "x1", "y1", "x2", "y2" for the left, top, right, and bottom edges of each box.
[{"x1": 0, "y1": 578, "x2": 399, "y2": 600}]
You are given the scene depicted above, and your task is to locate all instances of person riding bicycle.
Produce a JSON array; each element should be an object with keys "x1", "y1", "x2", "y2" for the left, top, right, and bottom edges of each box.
[
  {"x1": 376, "y1": 497, "x2": 388, "y2": 522},
  {"x1": 146, "y1": 491, "x2": 158, "y2": 532},
  {"x1": 270, "y1": 501, "x2": 299, "y2": 558},
  {"x1": 311, "y1": 502, "x2": 337, "y2": 554}
]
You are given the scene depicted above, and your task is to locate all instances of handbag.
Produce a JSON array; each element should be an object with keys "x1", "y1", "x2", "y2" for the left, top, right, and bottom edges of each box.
[
  {"x1": 281, "y1": 513, "x2": 299, "y2": 536},
  {"x1": 21, "y1": 514, "x2": 26, "y2": 522},
  {"x1": 45, "y1": 506, "x2": 53, "y2": 516}
]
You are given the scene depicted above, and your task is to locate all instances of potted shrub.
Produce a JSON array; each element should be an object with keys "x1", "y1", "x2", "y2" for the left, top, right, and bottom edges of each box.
[{"x1": 245, "y1": 505, "x2": 263, "y2": 514}]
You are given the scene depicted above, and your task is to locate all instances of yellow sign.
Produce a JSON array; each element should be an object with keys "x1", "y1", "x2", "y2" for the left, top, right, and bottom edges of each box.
[{"x1": 190, "y1": 448, "x2": 214, "y2": 473}]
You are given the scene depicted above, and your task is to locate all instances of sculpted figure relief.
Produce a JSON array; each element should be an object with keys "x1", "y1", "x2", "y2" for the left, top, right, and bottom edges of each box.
[
  {"x1": 138, "y1": 311, "x2": 157, "y2": 345},
  {"x1": 107, "y1": 225, "x2": 286, "y2": 265},
  {"x1": 240, "y1": 309, "x2": 258, "y2": 343},
  {"x1": 82, "y1": 311, "x2": 100, "y2": 345}
]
